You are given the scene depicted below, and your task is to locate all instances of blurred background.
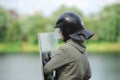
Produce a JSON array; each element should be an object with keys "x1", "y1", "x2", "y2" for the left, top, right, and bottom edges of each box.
[{"x1": 0, "y1": 0, "x2": 120, "y2": 80}]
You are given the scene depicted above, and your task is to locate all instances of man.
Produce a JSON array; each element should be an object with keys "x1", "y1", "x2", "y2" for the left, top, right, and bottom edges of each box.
[{"x1": 44, "y1": 12, "x2": 94, "y2": 80}]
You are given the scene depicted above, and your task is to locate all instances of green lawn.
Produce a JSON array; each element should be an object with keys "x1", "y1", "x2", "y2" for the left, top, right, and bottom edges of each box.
[
  {"x1": 0, "y1": 42, "x2": 120, "y2": 54},
  {"x1": 0, "y1": 42, "x2": 38, "y2": 53},
  {"x1": 87, "y1": 42, "x2": 120, "y2": 53}
]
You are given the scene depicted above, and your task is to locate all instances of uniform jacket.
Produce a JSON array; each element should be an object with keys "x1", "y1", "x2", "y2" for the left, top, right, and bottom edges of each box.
[{"x1": 44, "y1": 39, "x2": 91, "y2": 80}]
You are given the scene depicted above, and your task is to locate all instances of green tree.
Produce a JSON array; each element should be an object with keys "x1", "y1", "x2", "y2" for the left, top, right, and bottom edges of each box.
[
  {"x1": 98, "y1": 3, "x2": 120, "y2": 42},
  {"x1": 84, "y1": 15, "x2": 100, "y2": 42},
  {"x1": 6, "y1": 19, "x2": 21, "y2": 43},
  {"x1": 20, "y1": 14, "x2": 50, "y2": 44},
  {"x1": 0, "y1": 6, "x2": 8, "y2": 42}
]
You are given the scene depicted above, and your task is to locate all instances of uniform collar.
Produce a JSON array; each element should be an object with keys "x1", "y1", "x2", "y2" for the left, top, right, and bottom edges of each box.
[{"x1": 67, "y1": 39, "x2": 86, "y2": 53}]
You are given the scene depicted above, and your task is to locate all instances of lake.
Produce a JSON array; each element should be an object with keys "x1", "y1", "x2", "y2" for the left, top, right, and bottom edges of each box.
[{"x1": 0, "y1": 53, "x2": 120, "y2": 80}]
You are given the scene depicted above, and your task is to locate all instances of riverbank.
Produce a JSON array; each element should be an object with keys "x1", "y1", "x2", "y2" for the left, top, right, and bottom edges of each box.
[
  {"x1": 87, "y1": 42, "x2": 120, "y2": 53},
  {"x1": 0, "y1": 42, "x2": 120, "y2": 54},
  {"x1": 0, "y1": 43, "x2": 38, "y2": 53}
]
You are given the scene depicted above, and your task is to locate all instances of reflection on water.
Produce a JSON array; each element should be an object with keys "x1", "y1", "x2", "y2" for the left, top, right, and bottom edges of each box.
[
  {"x1": 0, "y1": 53, "x2": 120, "y2": 80},
  {"x1": 0, "y1": 54, "x2": 41, "y2": 80},
  {"x1": 89, "y1": 54, "x2": 120, "y2": 80}
]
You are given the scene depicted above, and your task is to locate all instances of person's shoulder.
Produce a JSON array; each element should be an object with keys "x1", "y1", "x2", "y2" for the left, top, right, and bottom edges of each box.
[
  {"x1": 55, "y1": 43, "x2": 70, "y2": 55},
  {"x1": 58, "y1": 42, "x2": 72, "y2": 52}
]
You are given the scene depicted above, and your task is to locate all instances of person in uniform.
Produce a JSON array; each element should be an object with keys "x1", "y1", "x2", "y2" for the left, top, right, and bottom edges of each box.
[{"x1": 44, "y1": 11, "x2": 94, "y2": 80}]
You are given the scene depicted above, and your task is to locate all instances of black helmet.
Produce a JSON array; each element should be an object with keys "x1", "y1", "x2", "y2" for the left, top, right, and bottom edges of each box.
[{"x1": 55, "y1": 11, "x2": 94, "y2": 42}]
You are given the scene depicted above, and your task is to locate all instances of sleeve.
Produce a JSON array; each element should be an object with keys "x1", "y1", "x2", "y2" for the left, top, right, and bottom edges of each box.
[
  {"x1": 43, "y1": 48, "x2": 74, "y2": 74},
  {"x1": 84, "y1": 62, "x2": 92, "y2": 80}
]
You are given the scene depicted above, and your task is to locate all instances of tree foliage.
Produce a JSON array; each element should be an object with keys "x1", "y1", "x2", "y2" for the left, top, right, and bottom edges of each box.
[
  {"x1": 98, "y1": 3, "x2": 120, "y2": 42},
  {"x1": 0, "y1": 3, "x2": 120, "y2": 44},
  {"x1": 0, "y1": 6, "x2": 8, "y2": 42}
]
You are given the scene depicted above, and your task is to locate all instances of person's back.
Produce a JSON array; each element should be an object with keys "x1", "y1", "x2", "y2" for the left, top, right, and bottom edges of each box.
[{"x1": 55, "y1": 39, "x2": 91, "y2": 80}]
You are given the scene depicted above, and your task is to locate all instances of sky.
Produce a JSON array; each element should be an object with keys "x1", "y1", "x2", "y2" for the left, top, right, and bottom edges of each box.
[{"x1": 0, "y1": 0, "x2": 120, "y2": 16}]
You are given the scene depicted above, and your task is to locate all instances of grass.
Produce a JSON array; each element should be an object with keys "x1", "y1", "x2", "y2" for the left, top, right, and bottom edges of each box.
[
  {"x1": 0, "y1": 42, "x2": 120, "y2": 54},
  {"x1": 0, "y1": 42, "x2": 39, "y2": 53},
  {"x1": 87, "y1": 42, "x2": 120, "y2": 53}
]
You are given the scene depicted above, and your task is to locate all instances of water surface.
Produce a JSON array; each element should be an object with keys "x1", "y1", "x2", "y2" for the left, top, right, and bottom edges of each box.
[{"x1": 0, "y1": 53, "x2": 120, "y2": 80}]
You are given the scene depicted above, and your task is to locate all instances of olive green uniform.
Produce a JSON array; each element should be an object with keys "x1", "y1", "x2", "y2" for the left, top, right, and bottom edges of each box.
[{"x1": 44, "y1": 39, "x2": 91, "y2": 80}]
